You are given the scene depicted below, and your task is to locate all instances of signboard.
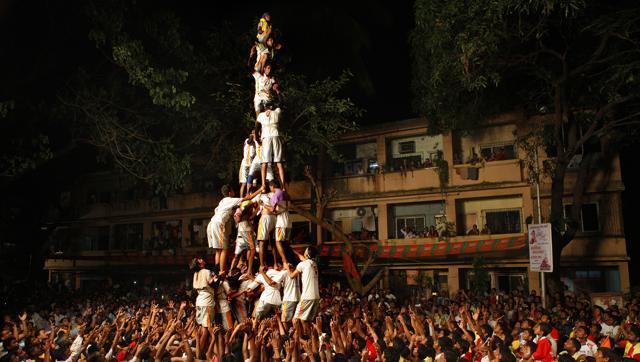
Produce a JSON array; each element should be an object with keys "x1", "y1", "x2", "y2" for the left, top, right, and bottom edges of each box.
[{"x1": 528, "y1": 223, "x2": 553, "y2": 272}]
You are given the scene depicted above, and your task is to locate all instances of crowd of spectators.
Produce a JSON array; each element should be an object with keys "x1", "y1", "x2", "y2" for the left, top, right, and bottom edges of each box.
[{"x1": 2, "y1": 275, "x2": 640, "y2": 362}]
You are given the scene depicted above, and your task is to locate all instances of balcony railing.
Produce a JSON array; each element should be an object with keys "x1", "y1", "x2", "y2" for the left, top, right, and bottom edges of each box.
[
  {"x1": 305, "y1": 233, "x2": 527, "y2": 260},
  {"x1": 451, "y1": 159, "x2": 523, "y2": 186}
]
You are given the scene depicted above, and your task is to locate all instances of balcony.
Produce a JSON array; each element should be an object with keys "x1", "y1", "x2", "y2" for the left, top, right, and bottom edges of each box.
[
  {"x1": 44, "y1": 246, "x2": 209, "y2": 270},
  {"x1": 451, "y1": 159, "x2": 523, "y2": 187},
  {"x1": 292, "y1": 232, "x2": 527, "y2": 261},
  {"x1": 325, "y1": 168, "x2": 441, "y2": 198},
  {"x1": 79, "y1": 193, "x2": 219, "y2": 219}
]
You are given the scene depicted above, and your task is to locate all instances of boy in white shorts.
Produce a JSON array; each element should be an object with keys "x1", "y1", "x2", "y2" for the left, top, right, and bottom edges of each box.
[
  {"x1": 262, "y1": 179, "x2": 291, "y2": 266},
  {"x1": 190, "y1": 257, "x2": 217, "y2": 348},
  {"x1": 239, "y1": 132, "x2": 257, "y2": 198},
  {"x1": 257, "y1": 103, "x2": 286, "y2": 191},
  {"x1": 247, "y1": 138, "x2": 275, "y2": 188},
  {"x1": 252, "y1": 65, "x2": 277, "y2": 116},
  {"x1": 287, "y1": 247, "x2": 320, "y2": 334},
  {"x1": 230, "y1": 199, "x2": 259, "y2": 275},
  {"x1": 207, "y1": 185, "x2": 261, "y2": 275},
  {"x1": 279, "y1": 265, "x2": 299, "y2": 328},
  {"x1": 249, "y1": 265, "x2": 284, "y2": 319},
  {"x1": 215, "y1": 277, "x2": 234, "y2": 330},
  {"x1": 256, "y1": 189, "x2": 275, "y2": 268}
]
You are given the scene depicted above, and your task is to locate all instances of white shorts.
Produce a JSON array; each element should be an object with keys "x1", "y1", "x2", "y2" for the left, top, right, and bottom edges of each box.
[
  {"x1": 234, "y1": 230, "x2": 256, "y2": 255},
  {"x1": 295, "y1": 299, "x2": 320, "y2": 321},
  {"x1": 207, "y1": 219, "x2": 231, "y2": 249},
  {"x1": 281, "y1": 301, "x2": 298, "y2": 322},
  {"x1": 195, "y1": 306, "x2": 215, "y2": 327},
  {"x1": 248, "y1": 162, "x2": 274, "y2": 181},
  {"x1": 239, "y1": 165, "x2": 250, "y2": 184},
  {"x1": 253, "y1": 299, "x2": 278, "y2": 318},
  {"x1": 261, "y1": 137, "x2": 284, "y2": 163},
  {"x1": 217, "y1": 310, "x2": 234, "y2": 331},
  {"x1": 257, "y1": 214, "x2": 276, "y2": 241},
  {"x1": 254, "y1": 97, "x2": 268, "y2": 113},
  {"x1": 275, "y1": 227, "x2": 291, "y2": 242}
]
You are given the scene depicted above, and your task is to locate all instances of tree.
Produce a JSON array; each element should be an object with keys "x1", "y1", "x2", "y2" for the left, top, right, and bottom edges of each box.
[
  {"x1": 411, "y1": 0, "x2": 640, "y2": 291},
  {"x1": 59, "y1": 1, "x2": 360, "y2": 194},
  {"x1": 287, "y1": 166, "x2": 383, "y2": 295},
  {"x1": 54, "y1": 2, "x2": 373, "y2": 291}
]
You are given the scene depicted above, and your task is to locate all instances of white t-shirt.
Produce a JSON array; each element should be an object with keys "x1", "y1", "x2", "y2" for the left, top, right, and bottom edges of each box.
[
  {"x1": 216, "y1": 280, "x2": 231, "y2": 313},
  {"x1": 213, "y1": 197, "x2": 242, "y2": 223},
  {"x1": 280, "y1": 270, "x2": 300, "y2": 302},
  {"x1": 253, "y1": 72, "x2": 275, "y2": 100},
  {"x1": 257, "y1": 108, "x2": 281, "y2": 138},
  {"x1": 259, "y1": 193, "x2": 273, "y2": 215},
  {"x1": 297, "y1": 259, "x2": 320, "y2": 300},
  {"x1": 194, "y1": 269, "x2": 215, "y2": 307},
  {"x1": 242, "y1": 139, "x2": 256, "y2": 168},
  {"x1": 236, "y1": 279, "x2": 254, "y2": 304},
  {"x1": 256, "y1": 269, "x2": 284, "y2": 305},
  {"x1": 600, "y1": 323, "x2": 619, "y2": 338},
  {"x1": 579, "y1": 339, "x2": 597, "y2": 357}
]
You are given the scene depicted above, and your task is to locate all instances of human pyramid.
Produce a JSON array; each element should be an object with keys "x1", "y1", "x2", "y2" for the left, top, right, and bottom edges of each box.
[{"x1": 193, "y1": 13, "x2": 320, "y2": 333}]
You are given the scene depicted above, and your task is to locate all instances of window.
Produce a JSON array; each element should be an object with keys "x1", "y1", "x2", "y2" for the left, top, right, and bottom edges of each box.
[
  {"x1": 332, "y1": 142, "x2": 377, "y2": 176},
  {"x1": 399, "y1": 141, "x2": 416, "y2": 154},
  {"x1": 80, "y1": 226, "x2": 110, "y2": 251},
  {"x1": 480, "y1": 143, "x2": 516, "y2": 161},
  {"x1": 562, "y1": 267, "x2": 620, "y2": 292},
  {"x1": 563, "y1": 203, "x2": 600, "y2": 232},
  {"x1": 396, "y1": 216, "x2": 426, "y2": 238},
  {"x1": 388, "y1": 155, "x2": 423, "y2": 171},
  {"x1": 484, "y1": 209, "x2": 521, "y2": 234},
  {"x1": 386, "y1": 134, "x2": 443, "y2": 172},
  {"x1": 189, "y1": 218, "x2": 208, "y2": 246},
  {"x1": 113, "y1": 223, "x2": 143, "y2": 250},
  {"x1": 325, "y1": 207, "x2": 378, "y2": 241},
  {"x1": 151, "y1": 220, "x2": 182, "y2": 249}
]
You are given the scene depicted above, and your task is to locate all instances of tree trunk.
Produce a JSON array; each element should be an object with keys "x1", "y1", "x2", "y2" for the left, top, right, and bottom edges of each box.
[{"x1": 289, "y1": 202, "x2": 383, "y2": 295}]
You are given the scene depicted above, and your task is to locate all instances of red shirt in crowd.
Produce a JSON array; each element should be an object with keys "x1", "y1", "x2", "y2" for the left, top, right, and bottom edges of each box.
[{"x1": 532, "y1": 337, "x2": 554, "y2": 362}]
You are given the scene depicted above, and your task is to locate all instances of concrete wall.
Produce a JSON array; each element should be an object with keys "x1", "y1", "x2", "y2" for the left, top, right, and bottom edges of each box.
[
  {"x1": 455, "y1": 124, "x2": 517, "y2": 163},
  {"x1": 388, "y1": 134, "x2": 443, "y2": 161}
]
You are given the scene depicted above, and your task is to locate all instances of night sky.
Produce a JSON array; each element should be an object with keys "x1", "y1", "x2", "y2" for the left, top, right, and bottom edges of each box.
[{"x1": 0, "y1": 0, "x2": 637, "y2": 283}]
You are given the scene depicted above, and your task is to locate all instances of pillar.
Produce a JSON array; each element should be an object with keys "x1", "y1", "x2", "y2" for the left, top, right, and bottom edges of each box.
[
  {"x1": 377, "y1": 202, "x2": 388, "y2": 240},
  {"x1": 383, "y1": 267, "x2": 390, "y2": 289},
  {"x1": 75, "y1": 273, "x2": 81, "y2": 290},
  {"x1": 442, "y1": 132, "x2": 454, "y2": 170},
  {"x1": 528, "y1": 268, "x2": 540, "y2": 294},
  {"x1": 619, "y1": 262, "x2": 630, "y2": 293},
  {"x1": 376, "y1": 135, "x2": 387, "y2": 166},
  {"x1": 447, "y1": 266, "x2": 460, "y2": 295}
]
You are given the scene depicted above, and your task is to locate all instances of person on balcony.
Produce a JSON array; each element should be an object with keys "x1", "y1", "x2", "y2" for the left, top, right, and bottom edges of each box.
[
  {"x1": 467, "y1": 224, "x2": 480, "y2": 235},
  {"x1": 481, "y1": 224, "x2": 491, "y2": 235}
]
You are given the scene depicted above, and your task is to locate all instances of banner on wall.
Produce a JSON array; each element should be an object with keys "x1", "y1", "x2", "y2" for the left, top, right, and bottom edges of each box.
[{"x1": 528, "y1": 223, "x2": 553, "y2": 272}]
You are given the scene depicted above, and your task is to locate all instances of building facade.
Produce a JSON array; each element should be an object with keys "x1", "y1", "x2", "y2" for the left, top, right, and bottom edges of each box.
[{"x1": 44, "y1": 114, "x2": 630, "y2": 295}]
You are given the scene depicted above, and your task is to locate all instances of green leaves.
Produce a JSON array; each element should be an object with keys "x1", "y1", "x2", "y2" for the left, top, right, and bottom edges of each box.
[{"x1": 62, "y1": 1, "x2": 361, "y2": 193}]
